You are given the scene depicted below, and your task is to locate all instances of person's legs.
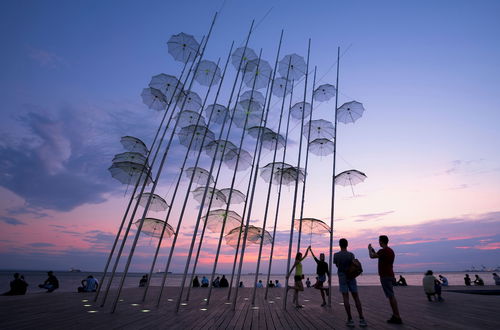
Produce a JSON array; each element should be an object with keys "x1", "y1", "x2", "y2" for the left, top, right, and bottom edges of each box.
[
  {"x1": 320, "y1": 288, "x2": 326, "y2": 305},
  {"x1": 389, "y1": 296, "x2": 400, "y2": 317},
  {"x1": 351, "y1": 292, "x2": 364, "y2": 319},
  {"x1": 342, "y1": 292, "x2": 352, "y2": 319}
]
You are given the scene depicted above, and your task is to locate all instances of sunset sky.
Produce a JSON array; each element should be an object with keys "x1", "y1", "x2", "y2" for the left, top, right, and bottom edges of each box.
[{"x1": 1, "y1": 0, "x2": 499, "y2": 275}]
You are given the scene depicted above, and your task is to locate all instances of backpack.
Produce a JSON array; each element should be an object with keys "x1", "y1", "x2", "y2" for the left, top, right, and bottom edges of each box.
[{"x1": 346, "y1": 259, "x2": 363, "y2": 280}]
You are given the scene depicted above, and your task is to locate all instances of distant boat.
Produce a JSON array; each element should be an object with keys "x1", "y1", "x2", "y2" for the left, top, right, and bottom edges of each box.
[
  {"x1": 155, "y1": 270, "x2": 172, "y2": 274},
  {"x1": 69, "y1": 268, "x2": 81, "y2": 272},
  {"x1": 247, "y1": 272, "x2": 263, "y2": 275}
]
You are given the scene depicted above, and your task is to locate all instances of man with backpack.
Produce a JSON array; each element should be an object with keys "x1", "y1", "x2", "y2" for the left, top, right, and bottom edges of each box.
[{"x1": 334, "y1": 238, "x2": 367, "y2": 328}]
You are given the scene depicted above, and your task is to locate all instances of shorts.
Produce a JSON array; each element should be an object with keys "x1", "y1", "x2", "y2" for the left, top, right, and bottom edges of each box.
[
  {"x1": 294, "y1": 275, "x2": 304, "y2": 291},
  {"x1": 380, "y1": 277, "x2": 395, "y2": 298},
  {"x1": 338, "y1": 272, "x2": 358, "y2": 293},
  {"x1": 318, "y1": 274, "x2": 327, "y2": 283}
]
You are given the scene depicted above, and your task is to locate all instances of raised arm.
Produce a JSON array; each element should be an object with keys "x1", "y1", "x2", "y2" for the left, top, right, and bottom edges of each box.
[
  {"x1": 368, "y1": 243, "x2": 378, "y2": 259},
  {"x1": 301, "y1": 246, "x2": 311, "y2": 261}
]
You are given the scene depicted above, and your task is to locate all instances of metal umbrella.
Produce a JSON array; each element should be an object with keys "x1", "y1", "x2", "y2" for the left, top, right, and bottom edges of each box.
[
  {"x1": 278, "y1": 53, "x2": 306, "y2": 81},
  {"x1": 192, "y1": 187, "x2": 226, "y2": 208},
  {"x1": 240, "y1": 90, "x2": 265, "y2": 105},
  {"x1": 195, "y1": 60, "x2": 222, "y2": 87},
  {"x1": 112, "y1": 152, "x2": 147, "y2": 166},
  {"x1": 313, "y1": 83, "x2": 336, "y2": 102},
  {"x1": 293, "y1": 217, "x2": 331, "y2": 245},
  {"x1": 135, "y1": 193, "x2": 169, "y2": 212},
  {"x1": 223, "y1": 147, "x2": 252, "y2": 171},
  {"x1": 272, "y1": 77, "x2": 292, "y2": 98},
  {"x1": 220, "y1": 188, "x2": 246, "y2": 205},
  {"x1": 177, "y1": 124, "x2": 215, "y2": 150},
  {"x1": 231, "y1": 46, "x2": 258, "y2": 72},
  {"x1": 108, "y1": 161, "x2": 153, "y2": 186},
  {"x1": 247, "y1": 126, "x2": 274, "y2": 139},
  {"x1": 290, "y1": 101, "x2": 312, "y2": 120},
  {"x1": 203, "y1": 209, "x2": 242, "y2": 235},
  {"x1": 204, "y1": 139, "x2": 237, "y2": 160},
  {"x1": 175, "y1": 110, "x2": 206, "y2": 128},
  {"x1": 184, "y1": 167, "x2": 215, "y2": 186},
  {"x1": 260, "y1": 131, "x2": 286, "y2": 151},
  {"x1": 204, "y1": 104, "x2": 229, "y2": 125},
  {"x1": 177, "y1": 90, "x2": 203, "y2": 111},
  {"x1": 141, "y1": 87, "x2": 168, "y2": 111},
  {"x1": 225, "y1": 225, "x2": 272, "y2": 248},
  {"x1": 303, "y1": 119, "x2": 335, "y2": 140},
  {"x1": 135, "y1": 218, "x2": 174, "y2": 238},
  {"x1": 337, "y1": 101, "x2": 365, "y2": 124},
  {"x1": 120, "y1": 136, "x2": 148, "y2": 156},
  {"x1": 309, "y1": 138, "x2": 335, "y2": 157},
  {"x1": 149, "y1": 74, "x2": 183, "y2": 102},
  {"x1": 232, "y1": 99, "x2": 263, "y2": 128},
  {"x1": 335, "y1": 169, "x2": 367, "y2": 195},
  {"x1": 244, "y1": 59, "x2": 272, "y2": 90},
  {"x1": 167, "y1": 32, "x2": 199, "y2": 63},
  {"x1": 260, "y1": 162, "x2": 292, "y2": 185}
]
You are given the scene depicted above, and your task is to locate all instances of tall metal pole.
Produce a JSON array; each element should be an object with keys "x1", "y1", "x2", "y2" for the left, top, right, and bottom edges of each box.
[
  {"x1": 328, "y1": 47, "x2": 340, "y2": 307},
  {"x1": 283, "y1": 39, "x2": 311, "y2": 309},
  {"x1": 296, "y1": 67, "x2": 317, "y2": 250}
]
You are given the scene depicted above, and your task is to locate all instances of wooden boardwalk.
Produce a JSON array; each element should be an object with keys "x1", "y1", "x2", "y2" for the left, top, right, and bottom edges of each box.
[{"x1": 1, "y1": 286, "x2": 499, "y2": 329}]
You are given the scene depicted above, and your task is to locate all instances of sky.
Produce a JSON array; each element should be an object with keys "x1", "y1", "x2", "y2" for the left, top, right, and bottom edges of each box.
[{"x1": 0, "y1": 0, "x2": 499, "y2": 275}]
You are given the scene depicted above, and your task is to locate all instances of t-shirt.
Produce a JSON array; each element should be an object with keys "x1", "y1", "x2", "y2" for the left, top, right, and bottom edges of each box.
[
  {"x1": 84, "y1": 278, "x2": 98, "y2": 291},
  {"x1": 377, "y1": 247, "x2": 395, "y2": 278},
  {"x1": 422, "y1": 275, "x2": 436, "y2": 294},
  {"x1": 333, "y1": 250, "x2": 354, "y2": 274},
  {"x1": 313, "y1": 257, "x2": 329, "y2": 276},
  {"x1": 295, "y1": 262, "x2": 303, "y2": 276}
]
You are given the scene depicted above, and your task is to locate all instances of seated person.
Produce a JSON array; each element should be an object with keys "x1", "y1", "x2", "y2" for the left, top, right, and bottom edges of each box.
[
  {"x1": 256, "y1": 280, "x2": 263, "y2": 288},
  {"x1": 493, "y1": 273, "x2": 500, "y2": 286},
  {"x1": 268, "y1": 280, "x2": 275, "y2": 288},
  {"x1": 201, "y1": 276, "x2": 209, "y2": 288},
  {"x1": 38, "y1": 271, "x2": 59, "y2": 293},
  {"x1": 474, "y1": 275, "x2": 484, "y2": 286},
  {"x1": 212, "y1": 276, "x2": 220, "y2": 288},
  {"x1": 464, "y1": 274, "x2": 472, "y2": 286},
  {"x1": 438, "y1": 275, "x2": 448, "y2": 286},
  {"x1": 423, "y1": 270, "x2": 443, "y2": 302},
  {"x1": 397, "y1": 275, "x2": 408, "y2": 286},
  {"x1": 78, "y1": 275, "x2": 98, "y2": 293},
  {"x1": 275, "y1": 280, "x2": 282, "y2": 288},
  {"x1": 2, "y1": 273, "x2": 28, "y2": 295},
  {"x1": 192, "y1": 276, "x2": 200, "y2": 288},
  {"x1": 139, "y1": 275, "x2": 148, "y2": 287},
  {"x1": 239, "y1": 281, "x2": 244, "y2": 288},
  {"x1": 305, "y1": 277, "x2": 311, "y2": 288},
  {"x1": 219, "y1": 275, "x2": 229, "y2": 288}
]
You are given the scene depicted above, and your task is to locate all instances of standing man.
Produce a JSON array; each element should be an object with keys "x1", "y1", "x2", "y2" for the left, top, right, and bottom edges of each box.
[
  {"x1": 309, "y1": 249, "x2": 330, "y2": 307},
  {"x1": 334, "y1": 238, "x2": 367, "y2": 327},
  {"x1": 368, "y1": 235, "x2": 402, "y2": 324}
]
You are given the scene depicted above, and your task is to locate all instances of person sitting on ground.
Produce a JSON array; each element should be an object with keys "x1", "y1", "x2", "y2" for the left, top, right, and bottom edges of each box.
[
  {"x1": 201, "y1": 276, "x2": 209, "y2": 288},
  {"x1": 286, "y1": 246, "x2": 310, "y2": 308},
  {"x1": 275, "y1": 280, "x2": 282, "y2": 288},
  {"x1": 213, "y1": 276, "x2": 220, "y2": 288},
  {"x1": 192, "y1": 276, "x2": 200, "y2": 288},
  {"x1": 474, "y1": 274, "x2": 484, "y2": 286},
  {"x1": 438, "y1": 275, "x2": 449, "y2": 286},
  {"x1": 78, "y1": 275, "x2": 98, "y2": 293},
  {"x1": 139, "y1": 274, "x2": 148, "y2": 287},
  {"x1": 268, "y1": 280, "x2": 275, "y2": 288},
  {"x1": 396, "y1": 275, "x2": 407, "y2": 286},
  {"x1": 423, "y1": 270, "x2": 443, "y2": 302},
  {"x1": 239, "y1": 281, "x2": 244, "y2": 288},
  {"x1": 2, "y1": 273, "x2": 28, "y2": 296},
  {"x1": 310, "y1": 249, "x2": 331, "y2": 307},
  {"x1": 336, "y1": 238, "x2": 367, "y2": 327},
  {"x1": 220, "y1": 275, "x2": 229, "y2": 288},
  {"x1": 256, "y1": 280, "x2": 263, "y2": 288},
  {"x1": 305, "y1": 277, "x2": 311, "y2": 288},
  {"x1": 38, "y1": 271, "x2": 59, "y2": 293},
  {"x1": 464, "y1": 274, "x2": 472, "y2": 286},
  {"x1": 493, "y1": 273, "x2": 500, "y2": 285}
]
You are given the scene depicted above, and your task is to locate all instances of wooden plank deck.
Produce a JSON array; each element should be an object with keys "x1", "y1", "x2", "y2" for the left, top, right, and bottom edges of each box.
[{"x1": 1, "y1": 285, "x2": 499, "y2": 329}]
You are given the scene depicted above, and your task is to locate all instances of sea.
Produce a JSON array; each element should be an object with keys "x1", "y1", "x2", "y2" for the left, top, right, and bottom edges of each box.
[{"x1": 1, "y1": 270, "x2": 498, "y2": 294}]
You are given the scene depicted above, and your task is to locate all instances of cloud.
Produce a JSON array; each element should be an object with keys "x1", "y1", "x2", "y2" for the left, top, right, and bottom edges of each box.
[
  {"x1": 29, "y1": 242, "x2": 55, "y2": 248},
  {"x1": 353, "y1": 210, "x2": 394, "y2": 222},
  {"x1": 0, "y1": 216, "x2": 25, "y2": 226},
  {"x1": 27, "y1": 46, "x2": 67, "y2": 69}
]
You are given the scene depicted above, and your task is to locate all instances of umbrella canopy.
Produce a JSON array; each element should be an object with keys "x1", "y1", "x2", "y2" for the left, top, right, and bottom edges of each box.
[
  {"x1": 225, "y1": 225, "x2": 272, "y2": 248},
  {"x1": 247, "y1": 126, "x2": 274, "y2": 139},
  {"x1": 240, "y1": 90, "x2": 266, "y2": 106},
  {"x1": 303, "y1": 119, "x2": 335, "y2": 141},
  {"x1": 177, "y1": 124, "x2": 215, "y2": 150},
  {"x1": 313, "y1": 84, "x2": 336, "y2": 102},
  {"x1": 334, "y1": 169, "x2": 367, "y2": 186},
  {"x1": 141, "y1": 87, "x2": 168, "y2": 111},
  {"x1": 231, "y1": 47, "x2": 258, "y2": 72},
  {"x1": 167, "y1": 32, "x2": 199, "y2": 63},
  {"x1": 223, "y1": 147, "x2": 253, "y2": 171},
  {"x1": 233, "y1": 99, "x2": 263, "y2": 128},
  {"x1": 149, "y1": 74, "x2": 183, "y2": 102},
  {"x1": 192, "y1": 186, "x2": 226, "y2": 208},
  {"x1": 278, "y1": 54, "x2": 306, "y2": 81},
  {"x1": 260, "y1": 131, "x2": 286, "y2": 151},
  {"x1": 135, "y1": 193, "x2": 169, "y2": 212},
  {"x1": 294, "y1": 218, "x2": 331, "y2": 235},
  {"x1": 135, "y1": 218, "x2": 174, "y2": 238},
  {"x1": 260, "y1": 162, "x2": 297, "y2": 185},
  {"x1": 337, "y1": 101, "x2": 365, "y2": 124},
  {"x1": 220, "y1": 188, "x2": 246, "y2": 204},
  {"x1": 108, "y1": 161, "x2": 153, "y2": 186},
  {"x1": 203, "y1": 209, "x2": 242, "y2": 235},
  {"x1": 244, "y1": 59, "x2": 272, "y2": 90},
  {"x1": 120, "y1": 136, "x2": 148, "y2": 156},
  {"x1": 309, "y1": 138, "x2": 335, "y2": 157},
  {"x1": 177, "y1": 91, "x2": 203, "y2": 111},
  {"x1": 279, "y1": 166, "x2": 305, "y2": 185},
  {"x1": 175, "y1": 110, "x2": 206, "y2": 128},
  {"x1": 272, "y1": 77, "x2": 292, "y2": 98},
  {"x1": 195, "y1": 60, "x2": 222, "y2": 87},
  {"x1": 204, "y1": 104, "x2": 229, "y2": 125},
  {"x1": 185, "y1": 167, "x2": 215, "y2": 186},
  {"x1": 112, "y1": 152, "x2": 147, "y2": 166},
  {"x1": 290, "y1": 101, "x2": 312, "y2": 120},
  {"x1": 204, "y1": 139, "x2": 237, "y2": 160}
]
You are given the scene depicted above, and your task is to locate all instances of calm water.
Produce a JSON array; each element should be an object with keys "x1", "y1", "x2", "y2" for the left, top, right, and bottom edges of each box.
[{"x1": 1, "y1": 270, "x2": 498, "y2": 294}]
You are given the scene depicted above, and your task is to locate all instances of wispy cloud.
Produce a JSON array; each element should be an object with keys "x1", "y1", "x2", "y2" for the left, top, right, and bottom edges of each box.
[
  {"x1": 0, "y1": 216, "x2": 25, "y2": 226},
  {"x1": 27, "y1": 46, "x2": 67, "y2": 69}
]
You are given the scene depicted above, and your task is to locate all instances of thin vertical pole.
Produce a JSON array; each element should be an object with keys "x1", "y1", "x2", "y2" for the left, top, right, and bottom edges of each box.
[
  {"x1": 296, "y1": 67, "x2": 317, "y2": 250},
  {"x1": 328, "y1": 47, "x2": 340, "y2": 307},
  {"x1": 283, "y1": 39, "x2": 311, "y2": 309}
]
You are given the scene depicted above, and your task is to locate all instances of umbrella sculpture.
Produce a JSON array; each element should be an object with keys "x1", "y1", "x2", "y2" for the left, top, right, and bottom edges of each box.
[
  {"x1": 220, "y1": 188, "x2": 246, "y2": 205},
  {"x1": 278, "y1": 53, "x2": 306, "y2": 81},
  {"x1": 290, "y1": 101, "x2": 312, "y2": 120},
  {"x1": 335, "y1": 169, "x2": 367, "y2": 195},
  {"x1": 135, "y1": 193, "x2": 169, "y2": 212},
  {"x1": 112, "y1": 152, "x2": 147, "y2": 166},
  {"x1": 260, "y1": 162, "x2": 292, "y2": 185},
  {"x1": 272, "y1": 77, "x2": 292, "y2": 98},
  {"x1": 223, "y1": 147, "x2": 253, "y2": 171},
  {"x1": 195, "y1": 60, "x2": 222, "y2": 87},
  {"x1": 149, "y1": 74, "x2": 184, "y2": 102},
  {"x1": 240, "y1": 90, "x2": 266, "y2": 105},
  {"x1": 294, "y1": 217, "x2": 331, "y2": 245},
  {"x1": 108, "y1": 161, "x2": 153, "y2": 186},
  {"x1": 232, "y1": 99, "x2": 264, "y2": 128},
  {"x1": 260, "y1": 131, "x2": 286, "y2": 151},
  {"x1": 204, "y1": 139, "x2": 237, "y2": 160},
  {"x1": 120, "y1": 136, "x2": 148, "y2": 156},
  {"x1": 231, "y1": 46, "x2": 258, "y2": 72},
  {"x1": 134, "y1": 218, "x2": 174, "y2": 239},
  {"x1": 337, "y1": 101, "x2": 365, "y2": 124},
  {"x1": 175, "y1": 110, "x2": 206, "y2": 128},
  {"x1": 244, "y1": 59, "x2": 273, "y2": 90},
  {"x1": 225, "y1": 225, "x2": 272, "y2": 248},
  {"x1": 167, "y1": 32, "x2": 199, "y2": 63},
  {"x1": 177, "y1": 124, "x2": 215, "y2": 150},
  {"x1": 184, "y1": 167, "x2": 215, "y2": 186},
  {"x1": 141, "y1": 87, "x2": 168, "y2": 111},
  {"x1": 204, "y1": 104, "x2": 229, "y2": 125},
  {"x1": 203, "y1": 209, "x2": 242, "y2": 235},
  {"x1": 303, "y1": 119, "x2": 335, "y2": 140},
  {"x1": 313, "y1": 83, "x2": 336, "y2": 102},
  {"x1": 309, "y1": 138, "x2": 335, "y2": 157},
  {"x1": 177, "y1": 90, "x2": 203, "y2": 112},
  {"x1": 192, "y1": 186, "x2": 226, "y2": 208}
]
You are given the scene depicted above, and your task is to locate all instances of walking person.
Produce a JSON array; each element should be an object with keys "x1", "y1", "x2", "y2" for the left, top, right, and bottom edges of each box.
[
  {"x1": 368, "y1": 235, "x2": 403, "y2": 324},
  {"x1": 286, "y1": 246, "x2": 310, "y2": 308},
  {"x1": 310, "y1": 249, "x2": 330, "y2": 307},
  {"x1": 334, "y1": 238, "x2": 367, "y2": 327}
]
